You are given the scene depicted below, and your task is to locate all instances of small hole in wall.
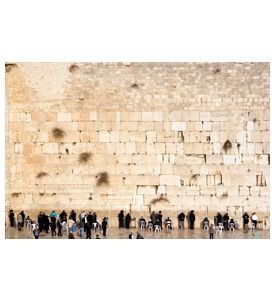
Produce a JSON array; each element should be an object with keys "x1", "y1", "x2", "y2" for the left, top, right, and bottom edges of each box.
[
  {"x1": 39, "y1": 193, "x2": 44, "y2": 196},
  {"x1": 213, "y1": 68, "x2": 221, "y2": 74},
  {"x1": 51, "y1": 193, "x2": 56, "y2": 196},
  {"x1": 207, "y1": 136, "x2": 211, "y2": 142},
  {"x1": 11, "y1": 192, "x2": 21, "y2": 197},
  {"x1": 95, "y1": 172, "x2": 110, "y2": 186},
  {"x1": 65, "y1": 149, "x2": 69, "y2": 154}
]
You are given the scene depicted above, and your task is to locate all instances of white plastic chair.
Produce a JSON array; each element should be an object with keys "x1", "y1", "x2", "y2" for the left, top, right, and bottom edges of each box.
[
  {"x1": 166, "y1": 223, "x2": 172, "y2": 232},
  {"x1": 148, "y1": 223, "x2": 153, "y2": 231},
  {"x1": 140, "y1": 221, "x2": 145, "y2": 231},
  {"x1": 251, "y1": 223, "x2": 256, "y2": 232},
  {"x1": 229, "y1": 224, "x2": 235, "y2": 232},
  {"x1": 92, "y1": 223, "x2": 99, "y2": 231},
  {"x1": 203, "y1": 224, "x2": 209, "y2": 230},
  {"x1": 154, "y1": 225, "x2": 161, "y2": 233}
]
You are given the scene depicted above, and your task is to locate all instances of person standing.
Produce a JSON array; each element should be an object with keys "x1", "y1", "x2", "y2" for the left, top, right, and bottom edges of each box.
[
  {"x1": 125, "y1": 213, "x2": 131, "y2": 229},
  {"x1": 50, "y1": 219, "x2": 57, "y2": 236},
  {"x1": 177, "y1": 212, "x2": 185, "y2": 229},
  {"x1": 102, "y1": 217, "x2": 108, "y2": 237},
  {"x1": 17, "y1": 213, "x2": 23, "y2": 231},
  {"x1": 69, "y1": 210, "x2": 76, "y2": 222},
  {"x1": 20, "y1": 211, "x2": 25, "y2": 227},
  {"x1": 118, "y1": 210, "x2": 124, "y2": 228},
  {"x1": 251, "y1": 212, "x2": 258, "y2": 230},
  {"x1": 223, "y1": 213, "x2": 229, "y2": 230},
  {"x1": 86, "y1": 224, "x2": 92, "y2": 239},
  {"x1": 37, "y1": 212, "x2": 44, "y2": 232},
  {"x1": 209, "y1": 224, "x2": 215, "y2": 239},
  {"x1": 31, "y1": 222, "x2": 40, "y2": 239},
  {"x1": 9, "y1": 210, "x2": 15, "y2": 227},
  {"x1": 189, "y1": 210, "x2": 195, "y2": 229},
  {"x1": 242, "y1": 212, "x2": 250, "y2": 233},
  {"x1": 150, "y1": 211, "x2": 156, "y2": 224},
  {"x1": 57, "y1": 220, "x2": 62, "y2": 236},
  {"x1": 158, "y1": 211, "x2": 163, "y2": 229},
  {"x1": 44, "y1": 214, "x2": 50, "y2": 233}
]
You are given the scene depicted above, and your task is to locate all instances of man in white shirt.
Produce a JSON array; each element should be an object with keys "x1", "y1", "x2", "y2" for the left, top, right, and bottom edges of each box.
[{"x1": 251, "y1": 212, "x2": 258, "y2": 229}]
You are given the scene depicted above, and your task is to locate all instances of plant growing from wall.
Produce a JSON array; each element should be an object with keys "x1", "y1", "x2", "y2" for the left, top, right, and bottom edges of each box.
[
  {"x1": 5, "y1": 63, "x2": 18, "y2": 72},
  {"x1": 131, "y1": 83, "x2": 139, "y2": 89},
  {"x1": 36, "y1": 172, "x2": 49, "y2": 179},
  {"x1": 69, "y1": 64, "x2": 78, "y2": 72},
  {"x1": 52, "y1": 127, "x2": 66, "y2": 140},
  {"x1": 95, "y1": 172, "x2": 110, "y2": 186},
  {"x1": 150, "y1": 194, "x2": 169, "y2": 205},
  {"x1": 11, "y1": 192, "x2": 21, "y2": 197},
  {"x1": 223, "y1": 140, "x2": 232, "y2": 153},
  {"x1": 78, "y1": 152, "x2": 92, "y2": 164}
]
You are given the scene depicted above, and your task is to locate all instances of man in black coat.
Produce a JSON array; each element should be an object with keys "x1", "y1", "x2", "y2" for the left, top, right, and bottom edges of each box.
[
  {"x1": 87, "y1": 212, "x2": 93, "y2": 228},
  {"x1": 125, "y1": 213, "x2": 131, "y2": 229},
  {"x1": 223, "y1": 213, "x2": 229, "y2": 230},
  {"x1": 189, "y1": 210, "x2": 195, "y2": 229},
  {"x1": 20, "y1": 211, "x2": 25, "y2": 227},
  {"x1": 102, "y1": 218, "x2": 108, "y2": 236},
  {"x1": 37, "y1": 212, "x2": 44, "y2": 232},
  {"x1": 242, "y1": 212, "x2": 250, "y2": 233},
  {"x1": 158, "y1": 211, "x2": 163, "y2": 229},
  {"x1": 9, "y1": 210, "x2": 15, "y2": 227},
  {"x1": 118, "y1": 210, "x2": 124, "y2": 228},
  {"x1": 177, "y1": 212, "x2": 185, "y2": 229},
  {"x1": 69, "y1": 210, "x2": 76, "y2": 222}
]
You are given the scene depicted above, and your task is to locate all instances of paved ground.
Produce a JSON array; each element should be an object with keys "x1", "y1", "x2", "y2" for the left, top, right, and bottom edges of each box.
[{"x1": 5, "y1": 225, "x2": 270, "y2": 239}]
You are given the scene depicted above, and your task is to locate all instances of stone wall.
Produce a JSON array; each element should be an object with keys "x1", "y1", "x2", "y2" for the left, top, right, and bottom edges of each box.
[{"x1": 5, "y1": 62, "x2": 270, "y2": 227}]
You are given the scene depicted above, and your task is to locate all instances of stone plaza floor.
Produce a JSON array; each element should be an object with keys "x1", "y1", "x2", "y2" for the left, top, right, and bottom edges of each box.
[{"x1": 5, "y1": 225, "x2": 270, "y2": 239}]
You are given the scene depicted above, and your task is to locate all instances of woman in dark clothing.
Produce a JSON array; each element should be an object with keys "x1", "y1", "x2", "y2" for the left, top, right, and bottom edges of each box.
[
  {"x1": 102, "y1": 218, "x2": 108, "y2": 236},
  {"x1": 38, "y1": 212, "x2": 44, "y2": 232},
  {"x1": 9, "y1": 210, "x2": 15, "y2": 227},
  {"x1": 189, "y1": 210, "x2": 195, "y2": 229},
  {"x1": 125, "y1": 213, "x2": 131, "y2": 229},
  {"x1": 216, "y1": 212, "x2": 223, "y2": 225},
  {"x1": 223, "y1": 213, "x2": 230, "y2": 230},
  {"x1": 118, "y1": 210, "x2": 124, "y2": 228},
  {"x1": 57, "y1": 220, "x2": 62, "y2": 236},
  {"x1": 44, "y1": 215, "x2": 50, "y2": 233},
  {"x1": 50, "y1": 220, "x2": 57, "y2": 236},
  {"x1": 69, "y1": 210, "x2": 76, "y2": 222}
]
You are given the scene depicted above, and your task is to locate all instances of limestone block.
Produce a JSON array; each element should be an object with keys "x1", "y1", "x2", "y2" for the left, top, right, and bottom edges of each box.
[
  {"x1": 200, "y1": 111, "x2": 211, "y2": 121},
  {"x1": 124, "y1": 175, "x2": 159, "y2": 186},
  {"x1": 110, "y1": 131, "x2": 120, "y2": 143},
  {"x1": 255, "y1": 155, "x2": 269, "y2": 165},
  {"x1": 14, "y1": 143, "x2": 23, "y2": 154},
  {"x1": 120, "y1": 122, "x2": 138, "y2": 131},
  {"x1": 186, "y1": 186, "x2": 200, "y2": 196},
  {"x1": 188, "y1": 111, "x2": 200, "y2": 121},
  {"x1": 170, "y1": 111, "x2": 182, "y2": 121},
  {"x1": 119, "y1": 131, "x2": 129, "y2": 142},
  {"x1": 176, "y1": 143, "x2": 184, "y2": 155},
  {"x1": 247, "y1": 121, "x2": 254, "y2": 131},
  {"x1": 153, "y1": 112, "x2": 163, "y2": 121},
  {"x1": 262, "y1": 143, "x2": 269, "y2": 154},
  {"x1": 146, "y1": 143, "x2": 155, "y2": 154},
  {"x1": 99, "y1": 131, "x2": 110, "y2": 143},
  {"x1": 132, "y1": 195, "x2": 144, "y2": 205},
  {"x1": 184, "y1": 143, "x2": 195, "y2": 154},
  {"x1": 89, "y1": 111, "x2": 97, "y2": 121},
  {"x1": 160, "y1": 164, "x2": 174, "y2": 175},
  {"x1": 159, "y1": 175, "x2": 180, "y2": 186},
  {"x1": 115, "y1": 112, "x2": 121, "y2": 122},
  {"x1": 142, "y1": 112, "x2": 154, "y2": 121},
  {"x1": 252, "y1": 131, "x2": 262, "y2": 143},
  {"x1": 193, "y1": 143, "x2": 204, "y2": 154},
  {"x1": 157, "y1": 185, "x2": 166, "y2": 194},
  {"x1": 115, "y1": 143, "x2": 125, "y2": 154},
  {"x1": 137, "y1": 185, "x2": 157, "y2": 195},
  {"x1": 184, "y1": 154, "x2": 205, "y2": 164},
  {"x1": 153, "y1": 122, "x2": 163, "y2": 131},
  {"x1": 138, "y1": 122, "x2": 154, "y2": 131},
  {"x1": 202, "y1": 121, "x2": 212, "y2": 131},
  {"x1": 223, "y1": 155, "x2": 241, "y2": 164},
  {"x1": 153, "y1": 164, "x2": 161, "y2": 175},
  {"x1": 42, "y1": 143, "x2": 58, "y2": 154},
  {"x1": 236, "y1": 131, "x2": 246, "y2": 143},
  {"x1": 200, "y1": 186, "x2": 216, "y2": 196},
  {"x1": 57, "y1": 112, "x2": 71, "y2": 122},
  {"x1": 172, "y1": 121, "x2": 186, "y2": 131},
  {"x1": 129, "y1": 112, "x2": 142, "y2": 121},
  {"x1": 246, "y1": 143, "x2": 255, "y2": 154},
  {"x1": 136, "y1": 142, "x2": 146, "y2": 154},
  {"x1": 206, "y1": 155, "x2": 223, "y2": 164},
  {"x1": 162, "y1": 122, "x2": 171, "y2": 131},
  {"x1": 166, "y1": 143, "x2": 177, "y2": 154},
  {"x1": 262, "y1": 131, "x2": 269, "y2": 143},
  {"x1": 155, "y1": 143, "x2": 166, "y2": 154},
  {"x1": 146, "y1": 131, "x2": 157, "y2": 142},
  {"x1": 210, "y1": 132, "x2": 219, "y2": 142},
  {"x1": 125, "y1": 143, "x2": 136, "y2": 154}
]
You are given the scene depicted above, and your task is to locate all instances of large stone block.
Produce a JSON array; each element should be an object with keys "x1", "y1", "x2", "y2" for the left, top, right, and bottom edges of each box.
[
  {"x1": 171, "y1": 122, "x2": 186, "y2": 131},
  {"x1": 159, "y1": 175, "x2": 181, "y2": 186}
]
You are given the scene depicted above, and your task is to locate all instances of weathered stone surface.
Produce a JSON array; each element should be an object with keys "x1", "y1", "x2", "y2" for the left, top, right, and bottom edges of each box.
[{"x1": 6, "y1": 62, "x2": 270, "y2": 227}]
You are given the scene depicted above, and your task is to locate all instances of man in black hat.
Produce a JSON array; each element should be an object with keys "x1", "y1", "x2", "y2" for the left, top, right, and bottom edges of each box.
[
  {"x1": 189, "y1": 210, "x2": 196, "y2": 229},
  {"x1": 102, "y1": 217, "x2": 108, "y2": 237}
]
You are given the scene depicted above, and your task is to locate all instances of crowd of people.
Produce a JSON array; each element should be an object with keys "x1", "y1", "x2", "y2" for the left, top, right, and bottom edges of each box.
[{"x1": 7, "y1": 208, "x2": 263, "y2": 239}]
